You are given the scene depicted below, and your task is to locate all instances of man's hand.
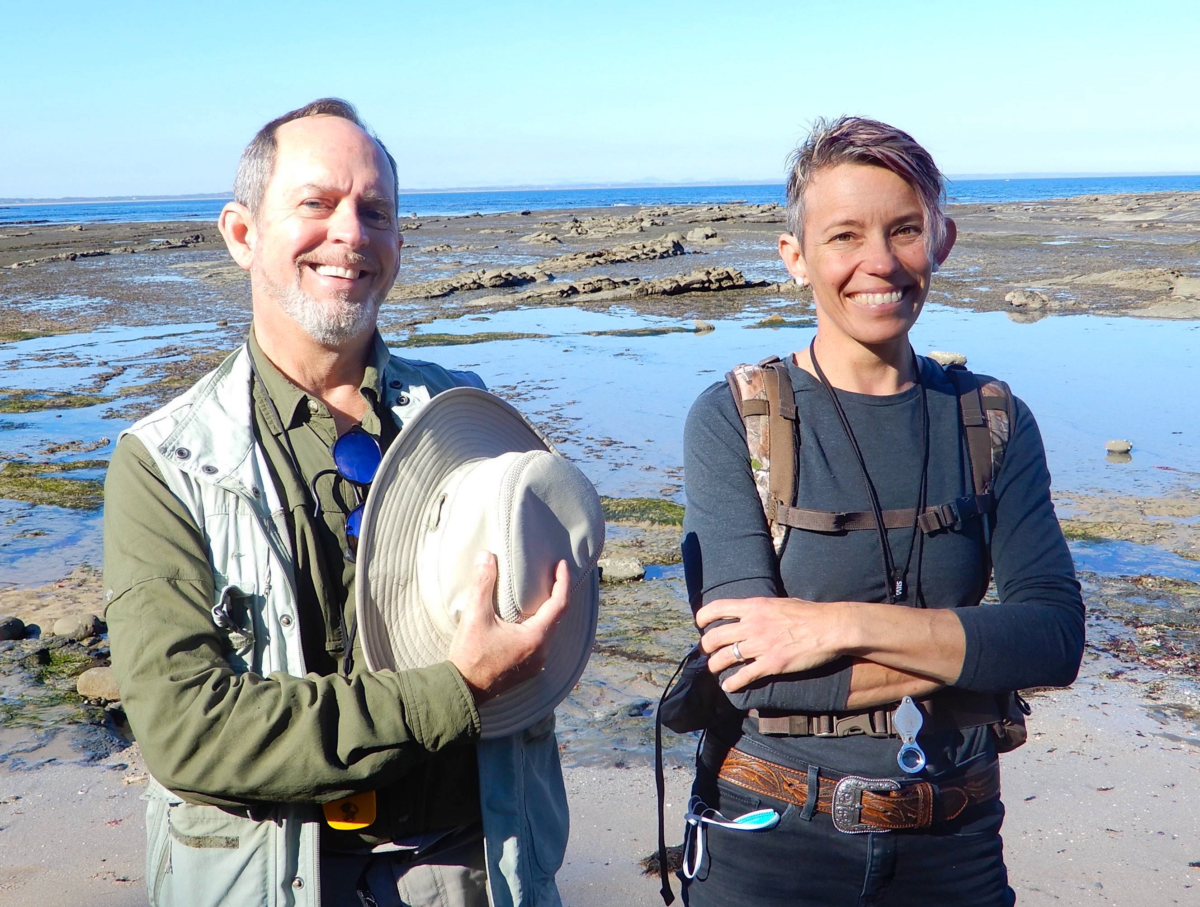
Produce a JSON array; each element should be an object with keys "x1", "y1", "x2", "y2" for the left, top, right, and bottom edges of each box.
[{"x1": 448, "y1": 552, "x2": 571, "y2": 703}]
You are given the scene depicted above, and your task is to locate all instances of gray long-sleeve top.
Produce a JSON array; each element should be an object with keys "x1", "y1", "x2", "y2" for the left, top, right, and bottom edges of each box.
[{"x1": 682, "y1": 357, "x2": 1084, "y2": 778}]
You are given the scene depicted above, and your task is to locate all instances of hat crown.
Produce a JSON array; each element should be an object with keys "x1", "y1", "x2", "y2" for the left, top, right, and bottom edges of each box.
[{"x1": 418, "y1": 450, "x2": 604, "y2": 633}]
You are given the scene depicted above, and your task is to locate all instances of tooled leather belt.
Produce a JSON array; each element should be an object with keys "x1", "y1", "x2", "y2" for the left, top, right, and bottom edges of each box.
[{"x1": 717, "y1": 748, "x2": 1001, "y2": 834}]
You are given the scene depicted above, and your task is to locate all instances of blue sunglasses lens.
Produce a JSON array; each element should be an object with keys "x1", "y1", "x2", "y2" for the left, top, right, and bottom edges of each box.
[
  {"x1": 333, "y1": 430, "x2": 381, "y2": 485},
  {"x1": 346, "y1": 505, "x2": 364, "y2": 540}
]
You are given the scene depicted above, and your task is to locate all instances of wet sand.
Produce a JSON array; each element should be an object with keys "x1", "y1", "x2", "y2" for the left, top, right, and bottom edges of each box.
[{"x1": 2, "y1": 191, "x2": 1200, "y2": 903}]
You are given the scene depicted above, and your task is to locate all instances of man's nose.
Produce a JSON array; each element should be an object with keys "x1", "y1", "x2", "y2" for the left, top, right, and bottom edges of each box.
[{"x1": 327, "y1": 201, "x2": 369, "y2": 247}]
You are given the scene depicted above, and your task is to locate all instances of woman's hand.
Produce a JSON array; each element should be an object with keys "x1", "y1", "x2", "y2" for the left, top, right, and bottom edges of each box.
[
  {"x1": 695, "y1": 597, "x2": 967, "y2": 695},
  {"x1": 695, "y1": 596, "x2": 854, "y2": 693}
]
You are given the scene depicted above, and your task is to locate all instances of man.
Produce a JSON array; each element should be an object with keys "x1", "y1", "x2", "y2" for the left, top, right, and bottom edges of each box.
[{"x1": 104, "y1": 98, "x2": 569, "y2": 907}]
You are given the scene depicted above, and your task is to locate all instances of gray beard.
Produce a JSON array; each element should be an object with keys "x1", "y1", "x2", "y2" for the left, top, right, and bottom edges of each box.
[{"x1": 262, "y1": 268, "x2": 383, "y2": 346}]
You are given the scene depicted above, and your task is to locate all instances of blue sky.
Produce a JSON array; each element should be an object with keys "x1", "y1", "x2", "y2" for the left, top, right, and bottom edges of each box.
[{"x1": 3, "y1": 0, "x2": 1199, "y2": 197}]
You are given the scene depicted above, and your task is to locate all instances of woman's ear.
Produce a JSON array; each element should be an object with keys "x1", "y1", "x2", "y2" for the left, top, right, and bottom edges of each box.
[
  {"x1": 218, "y1": 202, "x2": 257, "y2": 271},
  {"x1": 778, "y1": 232, "x2": 809, "y2": 286},
  {"x1": 935, "y1": 217, "x2": 957, "y2": 267}
]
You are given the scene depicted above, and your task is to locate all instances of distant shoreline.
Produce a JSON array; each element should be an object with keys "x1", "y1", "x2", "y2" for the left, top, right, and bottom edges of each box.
[{"x1": 5, "y1": 172, "x2": 1200, "y2": 206}]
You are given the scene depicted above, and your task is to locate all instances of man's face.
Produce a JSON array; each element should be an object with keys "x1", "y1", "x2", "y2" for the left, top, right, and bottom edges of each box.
[{"x1": 249, "y1": 115, "x2": 402, "y2": 346}]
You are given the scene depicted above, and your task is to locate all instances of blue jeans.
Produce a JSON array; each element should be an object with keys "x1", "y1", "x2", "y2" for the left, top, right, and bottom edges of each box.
[{"x1": 681, "y1": 759, "x2": 1016, "y2": 907}]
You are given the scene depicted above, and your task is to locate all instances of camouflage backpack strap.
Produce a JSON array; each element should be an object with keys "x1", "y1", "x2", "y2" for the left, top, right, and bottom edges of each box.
[
  {"x1": 726, "y1": 356, "x2": 798, "y2": 554},
  {"x1": 944, "y1": 366, "x2": 1013, "y2": 499}
]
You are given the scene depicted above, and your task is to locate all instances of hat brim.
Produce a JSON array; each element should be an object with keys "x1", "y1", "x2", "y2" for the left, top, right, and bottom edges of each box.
[{"x1": 356, "y1": 387, "x2": 599, "y2": 740}]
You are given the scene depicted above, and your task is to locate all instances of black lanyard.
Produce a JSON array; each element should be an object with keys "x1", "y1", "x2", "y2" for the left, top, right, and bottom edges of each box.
[{"x1": 808, "y1": 340, "x2": 930, "y2": 605}]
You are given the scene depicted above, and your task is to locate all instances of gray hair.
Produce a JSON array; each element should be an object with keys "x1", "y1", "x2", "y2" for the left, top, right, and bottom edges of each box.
[
  {"x1": 785, "y1": 116, "x2": 947, "y2": 258},
  {"x1": 233, "y1": 98, "x2": 399, "y2": 217}
]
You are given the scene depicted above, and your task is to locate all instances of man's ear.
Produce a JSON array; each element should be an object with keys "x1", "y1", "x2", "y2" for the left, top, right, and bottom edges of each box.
[
  {"x1": 935, "y1": 217, "x2": 957, "y2": 267},
  {"x1": 218, "y1": 202, "x2": 256, "y2": 272},
  {"x1": 778, "y1": 232, "x2": 809, "y2": 286}
]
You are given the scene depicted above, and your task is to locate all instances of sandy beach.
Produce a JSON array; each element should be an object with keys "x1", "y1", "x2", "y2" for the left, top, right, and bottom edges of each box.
[{"x1": 2, "y1": 192, "x2": 1199, "y2": 904}]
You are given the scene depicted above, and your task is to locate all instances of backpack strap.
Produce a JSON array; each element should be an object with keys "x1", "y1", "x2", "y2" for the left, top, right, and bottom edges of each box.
[
  {"x1": 726, "y1": 359, "x2": 1015, "y2": 548},
  {"x1": 726, "y1": 356, "x2": 798, "y2": 555},
  {"x1": 945, "y1": 366, "x2": 1013, "y2": 499}
]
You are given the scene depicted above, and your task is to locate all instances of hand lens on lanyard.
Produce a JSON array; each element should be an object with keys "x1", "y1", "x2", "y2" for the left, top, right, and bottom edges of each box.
[{"x1": 894, "y1": 696, "x2": 927, "y2": 774}]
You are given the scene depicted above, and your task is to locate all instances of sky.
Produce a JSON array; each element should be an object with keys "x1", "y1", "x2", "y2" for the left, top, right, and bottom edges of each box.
[{"x1": 2, "y1": 0, "x2": 1199, "y2": 198}]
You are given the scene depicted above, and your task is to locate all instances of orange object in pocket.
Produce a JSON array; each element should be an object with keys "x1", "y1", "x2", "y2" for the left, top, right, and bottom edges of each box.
[{"x1": 323, "y1": 790, "x2": 377, "y2": 830}]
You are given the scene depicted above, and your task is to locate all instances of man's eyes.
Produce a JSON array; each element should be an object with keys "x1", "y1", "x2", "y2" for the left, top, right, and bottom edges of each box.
[
  {"x1": 362, "y1": 208, "x2": 394, "y2": 225},
  {"x1": 298, "y1": 199, "x2": 394, "y2": 225}
]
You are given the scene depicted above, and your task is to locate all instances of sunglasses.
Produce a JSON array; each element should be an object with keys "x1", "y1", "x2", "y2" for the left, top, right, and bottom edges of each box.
[
  {"x1": 310, "y1": 426, "x2": 383, "y2": 562},
  {"x1": 681, "y1": 796, "x2": 780, "y2": 879}
]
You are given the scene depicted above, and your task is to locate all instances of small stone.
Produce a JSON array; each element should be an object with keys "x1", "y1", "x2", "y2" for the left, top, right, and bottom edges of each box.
[
  {"x1": 758, "y1": 313, "x2": 787, "y2": 326},
  {"x1": 1005, "y1": 289, "x2": 1050, "y2": 309},
  {"x1": 686, "y1": 227, "x2": 718, "y2": 243},
  {"x1": 598, "y1": 556, "x2": 646, "y2": 583},
  {"x1": 0, "y1": 616, "x2": 26, "y2": 641},
  {"x1": 1105, "y1": 440, "x2": 1133, "y2": 453},
  {"x1": 52, "y1": 613, "x2": 103, "y2": 640},
  {"x1": 693, "y1": 320, "x2": 715, "y2": 333},
  {"x1": 662, "y1": 232, "x2": 686, "y2": 244},
  {"x1": 77, "y1": 666, "x2": 121, "y2": 702},
  {"x1": 927, "y1": 350, "x2": 967, "y2": 367}
]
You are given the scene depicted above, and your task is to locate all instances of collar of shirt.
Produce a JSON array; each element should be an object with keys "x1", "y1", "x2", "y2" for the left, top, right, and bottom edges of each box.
[{"x1": 247, "y1": 328, "x2": 391, "y2": 438}]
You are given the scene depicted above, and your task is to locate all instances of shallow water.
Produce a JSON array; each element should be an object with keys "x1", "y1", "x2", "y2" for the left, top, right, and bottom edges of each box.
[
  {"x1": 1, "y1": 305, "x2": 1197, "y2": 586},
  {"x1": 1070, "y1": 539, "x2": 1200, "y2": 583},
  {"x1": 391, "y1": 303, "x2": 1200, "y2": 500}
]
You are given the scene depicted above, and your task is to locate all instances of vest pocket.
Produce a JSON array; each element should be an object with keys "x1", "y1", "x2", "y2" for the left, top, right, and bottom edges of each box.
[
  {"x1": 163, "y1": 801, "x2": 273, "y2": 907},
  {"x1": 211, "y1": 584, "x2": 258, "y2": 673},
  {"x1": 144, "y1": 794, "x2": 174, "y2": 906}
]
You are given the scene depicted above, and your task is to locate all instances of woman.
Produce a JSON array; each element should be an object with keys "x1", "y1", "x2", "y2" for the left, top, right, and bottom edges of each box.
[{"x1": 678, "y1": 117, "x2": 1084, "y2": 906}]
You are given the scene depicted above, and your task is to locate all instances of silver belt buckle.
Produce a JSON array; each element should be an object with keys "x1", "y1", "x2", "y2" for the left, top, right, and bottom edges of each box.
[{"x1": 831, "y1": 775, "x2": 901, "y2": 834}]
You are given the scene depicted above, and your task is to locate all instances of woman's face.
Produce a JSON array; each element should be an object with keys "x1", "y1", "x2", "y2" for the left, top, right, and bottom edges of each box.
[{"x1": 779, "y1": 162, "x2": 953, "y2": 351}]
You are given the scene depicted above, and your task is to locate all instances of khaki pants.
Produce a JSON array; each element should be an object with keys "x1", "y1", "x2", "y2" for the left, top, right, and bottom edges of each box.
[{"x1": 320, "y1": 825, "x2": 488, "y2": 907}]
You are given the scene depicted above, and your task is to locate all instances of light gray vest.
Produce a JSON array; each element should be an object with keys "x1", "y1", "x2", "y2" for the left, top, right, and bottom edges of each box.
[{"x1": 125, "y1": 345, "x2": 567, "y2": 907}]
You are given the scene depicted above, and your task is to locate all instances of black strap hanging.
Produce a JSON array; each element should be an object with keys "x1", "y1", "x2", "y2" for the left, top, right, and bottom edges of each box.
[{"x1": 808, "y1": 340, "x2": 929, "y2": 604}]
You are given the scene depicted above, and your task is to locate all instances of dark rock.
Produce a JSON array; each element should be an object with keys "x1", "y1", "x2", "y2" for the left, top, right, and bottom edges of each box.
[{"x1": 0, "y1": 616, "x2": 25, "y2": 640}]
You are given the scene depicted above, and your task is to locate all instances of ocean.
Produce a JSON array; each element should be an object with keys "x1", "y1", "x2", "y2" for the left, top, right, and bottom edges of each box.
[{"x1": 3, "y1": 174, "x2": 1200, "y2": 226}]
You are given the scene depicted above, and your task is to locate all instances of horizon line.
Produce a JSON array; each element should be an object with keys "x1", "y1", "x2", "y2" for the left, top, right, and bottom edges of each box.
[{"x1": 3, "y1": 171, "x2": 1199, "y2": 205}]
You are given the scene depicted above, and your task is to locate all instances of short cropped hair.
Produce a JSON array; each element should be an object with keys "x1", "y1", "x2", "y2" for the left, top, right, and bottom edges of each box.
[
  {"x1": 785, "y1": 116, "x2": 946, "y2": 257},
  {"x1": 233, "y1": 98, "x2": 399, "y2": 217}
]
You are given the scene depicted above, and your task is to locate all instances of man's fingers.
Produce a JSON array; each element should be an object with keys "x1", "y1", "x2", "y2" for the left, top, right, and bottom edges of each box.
[
  {"x1": 526, "y1": 560, "x2": 571, "y2": 631},
  {"x1": 467, "y1": 551, "x2": 498, "y2": 623}
]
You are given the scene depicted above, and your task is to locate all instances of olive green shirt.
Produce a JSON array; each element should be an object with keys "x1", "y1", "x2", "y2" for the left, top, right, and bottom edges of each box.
[{"x1": 104, "y1": 331, "x2": 481, "y2": 848}]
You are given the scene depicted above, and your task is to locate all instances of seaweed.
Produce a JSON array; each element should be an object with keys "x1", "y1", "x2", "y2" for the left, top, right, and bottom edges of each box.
[
  {"x1": 0, "y1": 390, "x2": 114, "y2": 414},
  {"x1": 0, "y1": 459, "x2": 107, "y2": 509},
  {"x1": 600, "y1": 496, "x2": 685, "y2": 526},
  {"x1": 398, "y1": 331, "x2": 550, "y2": 347}
]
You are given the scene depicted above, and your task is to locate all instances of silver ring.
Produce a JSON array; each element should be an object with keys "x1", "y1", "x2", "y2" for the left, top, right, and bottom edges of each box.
[{"x1": 731, "y1": 641, "x2": 745, "y2": 664}]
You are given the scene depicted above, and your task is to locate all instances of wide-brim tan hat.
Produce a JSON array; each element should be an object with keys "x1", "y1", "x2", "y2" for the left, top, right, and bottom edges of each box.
[{"x1": 356, "y1": 387, "x2": 604, "y2": 739}]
